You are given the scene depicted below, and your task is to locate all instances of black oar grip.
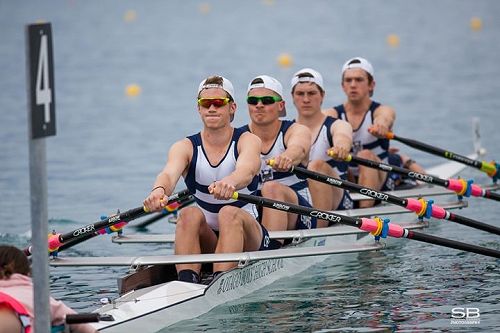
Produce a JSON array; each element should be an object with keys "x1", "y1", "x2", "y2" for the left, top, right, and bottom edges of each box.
[{"x1": 66, "y1": 313, "x2": 100, "y2": 324}]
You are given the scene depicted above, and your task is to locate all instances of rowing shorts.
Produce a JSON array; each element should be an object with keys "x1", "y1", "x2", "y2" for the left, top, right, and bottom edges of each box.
[
  {"x1": 382, "y1": 153, "x2": 404, "y2": 191},
  {"x1": 384, "y1": 154, "x2": 418, "y2": 191},
  {"x1": 335, "y1": 190, "x2": 354, "y2": 211}
]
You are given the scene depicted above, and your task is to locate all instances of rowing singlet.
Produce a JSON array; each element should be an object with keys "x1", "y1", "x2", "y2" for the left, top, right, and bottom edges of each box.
[
  {"x1": 309, "y1": 116, "x2": 349, "y2": 180},
  {"x1": 184, "y1": 127, "x2": 259, "y2": 231},
  {"x1": 240, "y1": 121, "x2": 315, "y2": 230},
  {"x1": 240, "y1": 121, "x2": 307, "y2": 192},
  {"x1": 335, "y1": 102, "x2": 390, "y2": 176}
]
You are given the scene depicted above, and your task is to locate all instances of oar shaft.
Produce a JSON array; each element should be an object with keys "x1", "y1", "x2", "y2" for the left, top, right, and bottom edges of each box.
[
  {"x1": 408, "y1": 230, "x2": 500, "y2": 258},
  {"x1": 389, "y1": 133, "x2": 481, "y2": 168},
  {"x1": 350, "y1": 155, "x2": 500, "y2": 202},
  {"x1": 24, "y1": 189, "x2": 192, "y2": 256},
  {"x1": 388, "y1": 133, "x2": 497, "y2": 177},
  {"x1": 58, "y1": 206, "x2": 147, "y2": 244},
  {"x1": 484, "y1": 190, "x2": 500, "y2": 202},
  {"x1": 233, "y1": 192, "x2": 500, "y2": 259},
  {"x1": 292, "y1": 166, "x2": 407, "y2": 206},
  {"x1": 348, "y1": 155, "x2": 449, "y2": 187},
  {"x1": 58, "y1": 189, "x2": 191, "y2": 243},
  {"x1": 293, "y1": 165, "x2": 500, "y2": 235},
  {"x1": 234, "y1": 192, "x2": 361, "y2": 228},
  {"x1": 447, "y1": 212, "x2": 500, "y2": 235}
]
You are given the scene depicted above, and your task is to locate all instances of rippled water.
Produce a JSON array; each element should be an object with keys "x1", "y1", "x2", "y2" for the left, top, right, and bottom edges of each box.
[{"x1": 1, "y1": 0, "x2": 499, "y2": 331}]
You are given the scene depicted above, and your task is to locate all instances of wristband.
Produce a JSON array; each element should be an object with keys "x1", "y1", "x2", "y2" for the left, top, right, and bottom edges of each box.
[{"x1": 151, "y1": 186, "x2": 166, "y2": 194}]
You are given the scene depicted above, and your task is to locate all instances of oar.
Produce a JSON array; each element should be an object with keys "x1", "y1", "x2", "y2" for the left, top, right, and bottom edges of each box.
[
  {"x1": 57, "y1": 197, "x2": 192, "y2": 252},
  {"x1": 133, "y1": 195, "x2": 195, "y2": 229},
  {"x1": 276, "y1": 161, "x2": 500, "y2": 235},
  {"x1": 386, "y1": 132, "x2": 499, "y2": 181},
  {"x1": 232, "y1": 192, "x2": 500, "y2": 258},
  {"x1": 23, "y1": 189, "x2": 191, "y2": 256},
  {"x1": 344, "y1": 153, "x2": 500, "y2": 202}
]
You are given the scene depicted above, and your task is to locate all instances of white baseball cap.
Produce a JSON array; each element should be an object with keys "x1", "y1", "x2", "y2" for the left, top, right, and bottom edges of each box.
[
  {"x1": 198, "y1": 75, "x2": 235, "y2": 100},
  {"x1": 247, "y1": 75, "x2": 286, "y2": 117},
  {"x1": 342, "y1": 57, "x2": 374, "y2": 77},
  {"x1": 290, "y1": 68, "x2": 324, "y2": 92}
]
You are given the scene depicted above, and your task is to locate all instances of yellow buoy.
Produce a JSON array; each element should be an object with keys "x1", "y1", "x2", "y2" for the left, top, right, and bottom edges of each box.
[
  {"x1": 277, "y1": 53, "x2": 293, "y2": 68},
  {"x1": 199, "y1": 3, "x2": 211, "y2": 14},
  {"x1": 125, "y1": 84, "x2": 142, "y2": 97},
  {"x1": 386, "y1": 34, "x2": 400, "y2": 47},
  {"x1": 262, "y1": 0, "x2": 275, "y2": 5},
  {"x1": 124, "y1": 10, "x2": 137, "y2": 23},
  {"x1": 470, "y1": 17, "x2": 482, "y2": 31}
]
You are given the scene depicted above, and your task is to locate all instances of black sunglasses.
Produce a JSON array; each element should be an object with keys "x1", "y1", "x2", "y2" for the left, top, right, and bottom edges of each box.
[{"x1": 247, "y1": 96, "x2": 282, "y2": 105}]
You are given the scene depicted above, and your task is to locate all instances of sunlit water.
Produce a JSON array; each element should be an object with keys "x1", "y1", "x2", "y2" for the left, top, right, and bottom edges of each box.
[{"x1": 1, "y1": 0, "x2": 499, "y2": 331}]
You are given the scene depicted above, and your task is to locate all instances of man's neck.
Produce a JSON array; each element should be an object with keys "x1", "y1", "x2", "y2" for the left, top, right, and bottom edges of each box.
[
  {"x1": 296, "y1": 109, "x2": 325, "y2": 128},
  {"x1": 201, "y1": 125, "x2": 233, "y2": 147},
  {"x1": 249, "y1": 120, "x2": 281, "y2": 144},
  {"x1": 345, "y1": 98, "x2": 372, "y2": 115}
]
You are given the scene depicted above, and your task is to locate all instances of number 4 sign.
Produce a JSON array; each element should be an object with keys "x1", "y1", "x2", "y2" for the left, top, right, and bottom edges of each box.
[{"x1": 27, "y1": 23, "x2": 56, "y2": 139}]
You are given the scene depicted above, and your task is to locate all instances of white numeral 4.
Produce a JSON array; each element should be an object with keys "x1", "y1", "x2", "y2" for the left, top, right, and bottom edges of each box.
[{"x1": 35, "y1": 34, "x2": 51, "y2": 123}]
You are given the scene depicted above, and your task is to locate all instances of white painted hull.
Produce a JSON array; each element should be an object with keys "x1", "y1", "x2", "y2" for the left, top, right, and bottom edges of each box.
[{"x1": 93, "y1": 232, "x2": 372, "y2": 332}]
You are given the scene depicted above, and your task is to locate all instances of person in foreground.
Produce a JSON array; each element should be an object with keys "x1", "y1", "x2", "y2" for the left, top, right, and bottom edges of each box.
[
  {"x1": 143, "y1": 75, "x2": 270, "y2": 284},
  {"x1": 324, "y1": 57, "x2": 425, "y2": 208},
  {"x1": 291, "y1": 68, "x2": 354, "y2": 226},
  {"x1": 240, "y1": 75, "x2": 316, "y2": 248},
  {"x1": 0, "y1": 244, "x2": 97, "y2": 333}
]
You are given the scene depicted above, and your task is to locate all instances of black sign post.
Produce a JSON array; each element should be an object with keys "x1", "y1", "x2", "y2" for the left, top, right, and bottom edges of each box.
[
  {"x1": 28, "y1": 23, "x2": 56, "y2": 139},
  {"x1": 26, "y1": 22, "x2": 55, "y2": 333}
]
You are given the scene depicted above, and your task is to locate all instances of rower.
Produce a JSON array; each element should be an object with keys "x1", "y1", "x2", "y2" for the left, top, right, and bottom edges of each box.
[
  {"x1": 143, "y1": 75, "x2": 271, "y2": 283},
  {"x1": 324, "y1": 57, "x2": 425, "y2": 208},
  {"x1": 240, "y1": 75, "x2": 316, "y2": 248},
  {"x1": 291, "y1": 68, "x2": 354, "y2": 227}
]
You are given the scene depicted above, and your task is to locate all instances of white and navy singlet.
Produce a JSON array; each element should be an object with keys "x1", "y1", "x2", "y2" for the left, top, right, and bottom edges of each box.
[
  {"x1": 309, "y1": 116, "x2": 349, "y2": 180},
  {"x1": 240, "y1": 121, "x2": 316, "y2": 230},
  {"x1": 335, "y1": 101, "x2": 390, "y2": 176},
  {"x1": 184, "y1": 127, "x2": 259, "y2": 231},
  {"x1": 240, "y1": 120, "x2": 308, "y2": 192}
]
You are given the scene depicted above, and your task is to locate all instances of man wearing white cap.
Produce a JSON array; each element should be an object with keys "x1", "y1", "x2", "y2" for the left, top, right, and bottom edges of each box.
[
  {"x1": 144, "y1": 75, "x2": 271, "y2": 283},
  {"x1": 325, "y1": 57, "x2": 425, "y2": 208},
  {"x1": 240, "y1": 75, "x2": 316, "y2": 249},
  {"x1": 292, "y1": 68, "x2": 354, "y2": 227}
]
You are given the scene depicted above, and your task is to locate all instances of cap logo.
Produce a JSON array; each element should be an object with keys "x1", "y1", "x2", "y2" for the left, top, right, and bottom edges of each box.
[
  {"x1": 297, "y1": 77, "x2": 316, "y2": 84},
  {"x1": 201, "y1": 83, "x2": 223, "y2": 90},
  {"x1": 249, "y1": 83, "x2": 265, "y2": 89}
]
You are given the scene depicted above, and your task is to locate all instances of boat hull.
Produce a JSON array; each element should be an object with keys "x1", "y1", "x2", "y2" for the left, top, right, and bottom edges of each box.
[{"x1": 93, "y1": 232, "x2": 375, "y2": 332}]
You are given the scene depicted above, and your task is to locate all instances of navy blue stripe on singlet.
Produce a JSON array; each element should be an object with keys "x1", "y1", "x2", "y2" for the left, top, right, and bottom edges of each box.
[
  {"x1": 323, "y1": 116, "x2": 349, "y2": 178},
  {"x1": 184, "y1": 128, "x2": 258, "y2": 213},
  {"x1": 334, "y1": 101, "x2": 389, "y2": 161}
]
